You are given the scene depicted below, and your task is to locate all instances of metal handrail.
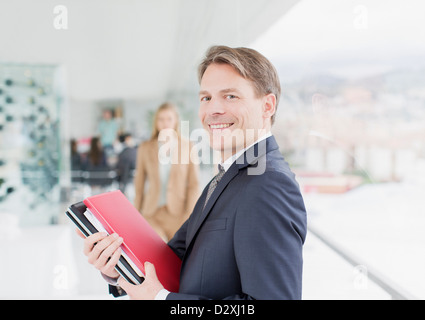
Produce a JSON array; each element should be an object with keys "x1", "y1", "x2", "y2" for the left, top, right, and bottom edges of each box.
[{"x1": 307, "y1": 224, "x2": 417, "y2": 300}]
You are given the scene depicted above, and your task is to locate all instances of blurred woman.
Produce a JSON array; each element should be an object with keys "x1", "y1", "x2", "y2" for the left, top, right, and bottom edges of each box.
[
  {"x1": 133, "y1": 102, "x2": 200, "y2": 240},
  {"x1": 83, "y1": 136, "x2": 111, "y2": 188},
  {"x1": 70, "y1": 139, "x2": 82, "y2": 183}
]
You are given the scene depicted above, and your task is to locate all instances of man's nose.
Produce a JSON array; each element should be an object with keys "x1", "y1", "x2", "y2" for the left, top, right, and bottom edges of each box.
[{"x1": 208, "y1": 98, "x2": 225, "y2": 115}]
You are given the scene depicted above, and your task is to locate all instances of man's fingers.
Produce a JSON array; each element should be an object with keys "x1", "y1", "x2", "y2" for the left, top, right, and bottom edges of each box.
[
  {"x1": 87, "y1": 233, "x2": 121, "y2": 263},
  {"x1": 117, "y1": 262, "x2": 164, "y2": 300},
  {"x1": 101, "y1": 246, "x2": 122, "y2": 275},
  {"x1": 83, "y1": 232, "x2": 108, "y2": 256},
  {"x1": 118, "y1": 276, "x2": 134, "y2": 293},
  {"x1": 105, "y1": 247, "x2": 122, "y2": 268},
  {"x1": 94, "y1": 237, "x2": 123, "y2": 269},
  {"x1": 144, "y1": 261, "x2": 158, "y2": 280}
]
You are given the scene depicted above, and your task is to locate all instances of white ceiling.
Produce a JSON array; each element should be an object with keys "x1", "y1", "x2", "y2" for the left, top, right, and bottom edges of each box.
[{"x1": 0, "y1": 0, "x2": 298, "y2": 101}]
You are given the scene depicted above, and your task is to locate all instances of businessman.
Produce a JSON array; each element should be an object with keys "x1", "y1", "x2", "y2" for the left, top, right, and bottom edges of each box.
[{"x1": 80, "y1": 45, "x2": 307, "y2": 300}]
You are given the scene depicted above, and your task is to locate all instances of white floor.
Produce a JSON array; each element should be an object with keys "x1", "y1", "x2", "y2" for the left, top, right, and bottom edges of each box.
[
  {"x1": 302, "y1": 182, "x2": 425, "y2": 300},
  {"x1": 302, "y1": 232, "x2": 391, "y2": 299}
]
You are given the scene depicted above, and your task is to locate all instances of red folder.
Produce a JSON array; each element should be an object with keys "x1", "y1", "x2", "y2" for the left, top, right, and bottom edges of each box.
[{"x1": 83, "y1": 190, "x2": 181, "y2": 292}]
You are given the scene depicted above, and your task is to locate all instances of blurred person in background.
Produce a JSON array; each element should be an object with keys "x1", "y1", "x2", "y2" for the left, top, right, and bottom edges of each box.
[
  {"x1": 97, "y1": 109, "x2": 119, "y2": 157},
  {"x1": 83, "y1": 136, "x2": 112, "y2": 189},
  {"x1": 70, "y1": 139, "x2": 82, "y2": 183},
  {"x1": 116, "y1": 133, "x2": 137, "y2": 195},
  {"x1": 133, "y1": 102, "x2": 200, "y2": 240}
]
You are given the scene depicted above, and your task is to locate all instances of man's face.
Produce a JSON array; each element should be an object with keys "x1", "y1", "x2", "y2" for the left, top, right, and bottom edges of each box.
[{"x1": 198, "y1": 63, "x2": 274, "y2": 159}]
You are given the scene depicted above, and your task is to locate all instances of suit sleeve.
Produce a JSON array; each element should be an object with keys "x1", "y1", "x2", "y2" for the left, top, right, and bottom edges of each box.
[{"x1": 232, "y1": 171, "x2": 307, "y2": 300}]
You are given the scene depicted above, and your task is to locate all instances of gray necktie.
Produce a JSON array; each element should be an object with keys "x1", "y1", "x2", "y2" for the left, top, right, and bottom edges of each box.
[{"x1": 203, "y1": 164, "x2": 225, "y2": 209}]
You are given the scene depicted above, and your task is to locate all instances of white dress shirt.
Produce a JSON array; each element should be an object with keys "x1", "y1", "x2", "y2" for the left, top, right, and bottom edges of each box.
[{"x1": 220, "y1": 131, "x2": 272, "y2": 172}]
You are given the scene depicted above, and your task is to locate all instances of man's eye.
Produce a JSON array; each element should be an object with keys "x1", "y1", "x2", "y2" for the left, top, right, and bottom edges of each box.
[
  {"x1": 201, "y1": 96, "x2": 211, "y2": 102},
  {"x1": 225, "y1": 95, "x2": 237, "y2": 100}
]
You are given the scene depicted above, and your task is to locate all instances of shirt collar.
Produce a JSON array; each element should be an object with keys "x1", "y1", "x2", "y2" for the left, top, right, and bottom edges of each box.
[{"x1": 219, "y1": 131, "x2": 272, "y2": 172}]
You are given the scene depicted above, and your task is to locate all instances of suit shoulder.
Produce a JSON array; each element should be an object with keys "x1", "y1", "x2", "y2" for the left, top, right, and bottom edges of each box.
[
  {"x1": 237, "y1": 156, "x2": 307, "y2": 243},
  {"x1": 243, "y1": 168, "x2": 301, "y2": 200},
  {"x1": 245, "y1": 151, "x2": 299, "y2": 188}
]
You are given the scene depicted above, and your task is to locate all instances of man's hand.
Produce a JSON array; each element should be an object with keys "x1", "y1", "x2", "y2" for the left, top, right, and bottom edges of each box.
[
  {"x1": 76, "y1": 228, "x2": 123, "y2": 279},
  {"x1": 118, "y1": 261, "x2": 164, "y2": 300}
]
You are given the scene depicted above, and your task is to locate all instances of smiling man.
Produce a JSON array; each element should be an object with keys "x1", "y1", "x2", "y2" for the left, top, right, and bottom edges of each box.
[
  {"x1": 199, "y1": 63, "x2": 273, "y2": 161},
  {"x1": 82, "y1": 45, "x2": 307, "y2": 300},
  {"x1": 198, "y1": 47, "x2": 280, "y2": 162}
]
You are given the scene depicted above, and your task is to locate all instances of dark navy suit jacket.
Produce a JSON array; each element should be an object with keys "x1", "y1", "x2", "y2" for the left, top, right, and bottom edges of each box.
[{"x1": 166, "y1": 136, "x2": 307, "y2": 300}]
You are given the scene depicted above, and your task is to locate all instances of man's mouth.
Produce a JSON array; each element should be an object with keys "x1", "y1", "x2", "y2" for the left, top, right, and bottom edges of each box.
[{"x1": 209, "y1": 123, "x2": 233, "y2": 130}]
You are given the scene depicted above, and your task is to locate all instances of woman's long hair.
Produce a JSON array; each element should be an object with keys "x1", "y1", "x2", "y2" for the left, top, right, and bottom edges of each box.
[
  {"x1": 150, "y1": 102, "x2": 180, "y2": 140},
  {"x1": 88, "y1": 136, "x2": 103, "y2": 165}
]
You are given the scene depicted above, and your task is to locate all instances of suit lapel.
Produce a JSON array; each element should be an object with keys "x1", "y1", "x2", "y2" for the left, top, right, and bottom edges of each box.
[
  {"x1": 185, "y1": 136, "x2": 278, "y2": 249},
  {"x1": 186, "y1": 164, "x2": 239, "y2": 247}
]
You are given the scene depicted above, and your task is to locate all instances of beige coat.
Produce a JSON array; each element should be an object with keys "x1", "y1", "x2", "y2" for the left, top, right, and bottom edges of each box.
[{"x1": 133, "y1": 138, "x2": 200, "y2": 239}]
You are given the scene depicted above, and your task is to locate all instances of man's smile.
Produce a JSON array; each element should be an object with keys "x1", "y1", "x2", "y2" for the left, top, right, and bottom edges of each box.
[{"x1": 209, "y1": 123, "x2": 234, "y2": 130}]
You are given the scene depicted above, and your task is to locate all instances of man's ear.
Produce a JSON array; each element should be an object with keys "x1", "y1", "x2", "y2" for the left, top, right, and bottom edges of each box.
[{"x1": 262, "y1": 93, "x2": 276, "y2": 120}]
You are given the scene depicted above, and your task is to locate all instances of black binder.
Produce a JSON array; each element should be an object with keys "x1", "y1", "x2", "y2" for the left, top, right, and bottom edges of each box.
[{"x1": 66, "y1": 201, "x2": 144, "y2": 285}]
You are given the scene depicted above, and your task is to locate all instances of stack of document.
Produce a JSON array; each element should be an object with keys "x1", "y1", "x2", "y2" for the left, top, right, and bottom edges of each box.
[{"x1": 65, "y1": 190, "x2": 181, "y2": 291}]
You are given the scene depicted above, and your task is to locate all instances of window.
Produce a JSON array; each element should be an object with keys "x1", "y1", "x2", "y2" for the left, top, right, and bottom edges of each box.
[{"x1": 252, "y1": 0, "x2": 425, "y2": 299}]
